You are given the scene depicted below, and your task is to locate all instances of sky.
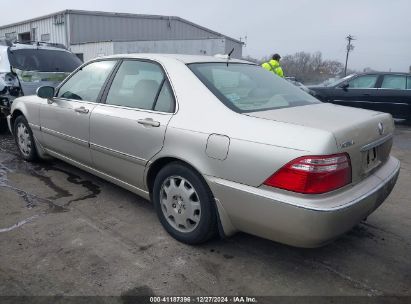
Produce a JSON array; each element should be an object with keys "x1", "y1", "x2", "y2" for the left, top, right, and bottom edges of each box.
[{"x1": 1, "y1": 0, "x2": 410, "y2": 72}]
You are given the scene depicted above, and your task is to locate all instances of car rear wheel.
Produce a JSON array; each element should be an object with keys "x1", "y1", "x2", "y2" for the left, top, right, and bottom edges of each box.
[
  {"x1": 13, "y1": 116, "x2": 37, "y2": 161},
  {"x1": 153, "y1": 162, "x2": 217, "y2": 244}
]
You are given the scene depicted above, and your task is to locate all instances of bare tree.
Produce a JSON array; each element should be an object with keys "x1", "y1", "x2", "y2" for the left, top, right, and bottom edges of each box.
[{"x1": 276, "y1": 51, "x2": 346, "y2": 84}]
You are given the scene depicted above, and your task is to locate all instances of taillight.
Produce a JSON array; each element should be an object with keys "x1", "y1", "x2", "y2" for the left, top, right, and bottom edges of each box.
[{"x1": 263, "y1": 153, "x2": 352, "y2": 194}]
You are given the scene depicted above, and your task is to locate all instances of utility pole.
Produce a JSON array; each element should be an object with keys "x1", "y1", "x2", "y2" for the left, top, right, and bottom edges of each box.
[{"x1": 344, "y1": 34, "x2": 355, "y2": 76}]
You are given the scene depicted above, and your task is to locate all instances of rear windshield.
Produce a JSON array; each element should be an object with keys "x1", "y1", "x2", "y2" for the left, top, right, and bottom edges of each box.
[
  {"x1": 8, "y1": 49, "x2": 82, "y2": 72},
  {"x1": 188, "y1": 63, "x2": 320, "y2": 113}
]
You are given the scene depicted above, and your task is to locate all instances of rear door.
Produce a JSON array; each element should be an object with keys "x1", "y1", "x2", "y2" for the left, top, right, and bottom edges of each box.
[
  {"x1": 330, "y1": 74, "x2": 379, "y2": 109},
  {"x1": 375, "y1": 74, "x2": 411, "y2": 119},
  {"x1": 40, "y1": 60, "x2": 117, "y2": 166},
  {"x1": 89, "y1": 59, "x2": 175, "y2": 189}
]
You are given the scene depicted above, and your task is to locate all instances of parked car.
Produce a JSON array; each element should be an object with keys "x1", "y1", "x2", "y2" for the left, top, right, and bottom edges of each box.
[
  {"x1": 8, "y1": 54, "x2": 400, "y2": 247},
  {"x1": 0, "y1": 39, "x2": 82, "y2": 132},
  {"x1": 310, "y1": 72, "x2": 411, "y2": 122},
  {"x1": 285, "y1": 77, "x2": 315, "y2": 95}
]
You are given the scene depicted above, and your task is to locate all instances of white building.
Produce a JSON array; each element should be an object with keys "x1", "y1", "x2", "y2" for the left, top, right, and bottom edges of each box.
[{"x1": 0, "y1": 10, "x2": 243, "y2": 62}]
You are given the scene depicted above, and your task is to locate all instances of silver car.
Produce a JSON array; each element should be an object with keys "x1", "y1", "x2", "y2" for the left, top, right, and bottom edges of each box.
[{"x1": 7, "y1": 54, "x2": 400, "y2": 247}]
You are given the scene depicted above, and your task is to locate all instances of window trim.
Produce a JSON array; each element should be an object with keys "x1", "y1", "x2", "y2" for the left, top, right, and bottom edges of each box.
[
  {"x1": 99, "y1": 58, "x2": 177, "y2": 114},
  {"x1": 54, "y1": 58, "x2": 121, "y2": 104},
  {"x1": 407, "y1": 76, "x2": 411, "y2": 90}
]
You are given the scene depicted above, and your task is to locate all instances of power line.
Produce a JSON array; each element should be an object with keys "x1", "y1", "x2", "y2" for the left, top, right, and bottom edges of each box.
[{"x1": 344, "y1": 34, "x2": 356, "y2": 76}]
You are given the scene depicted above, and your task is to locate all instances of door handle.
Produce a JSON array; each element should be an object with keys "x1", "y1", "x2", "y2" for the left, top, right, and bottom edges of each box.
[
  {"x1": 137, "y1": 118, "x2": 160, "y2": 127},
  {"x1": 74, "y1": 106, "x2": 89, "y2": 114}
]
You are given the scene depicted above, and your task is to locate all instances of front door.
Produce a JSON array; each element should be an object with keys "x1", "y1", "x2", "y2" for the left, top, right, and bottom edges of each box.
[
  {"x1": 331, "y1": 74, "x2": 379, "y2": 110},
  {"x1": 40, "y1": 60, "x2": 117, "y2": 165},
  {"x1": 90, "y1": 59, "x2": 176, "y2": 189}
]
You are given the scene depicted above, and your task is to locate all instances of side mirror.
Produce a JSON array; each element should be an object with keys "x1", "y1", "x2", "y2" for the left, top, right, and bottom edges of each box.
[
  {"x1": 36, "y1": 86, "x2": 55, "y2": 99},
  {"x1": 339, "y1": 83, "x2": 349, "y2": 90}
]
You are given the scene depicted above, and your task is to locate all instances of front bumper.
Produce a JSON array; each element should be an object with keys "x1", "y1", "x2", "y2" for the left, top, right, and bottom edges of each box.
[{"x1": 206, "y1": 156, "x2": 400, "y2": 248}]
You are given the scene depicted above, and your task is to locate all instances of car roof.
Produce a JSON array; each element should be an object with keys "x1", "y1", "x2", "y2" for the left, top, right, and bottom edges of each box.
[
  {"x1": 354, "y1": 71, "x2": 411, "y2": 76},
  {"x1": 98, "y1": 53, "x2": 253, "y2": 64}
]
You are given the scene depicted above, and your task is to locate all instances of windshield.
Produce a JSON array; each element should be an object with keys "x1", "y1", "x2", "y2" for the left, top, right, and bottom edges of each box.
[
  {"x1": 188, "y1": 63, "x2": 320, "y2": 113},
  {"x1": 8, "y1": 49, "x2": 82, "y2": 72}
]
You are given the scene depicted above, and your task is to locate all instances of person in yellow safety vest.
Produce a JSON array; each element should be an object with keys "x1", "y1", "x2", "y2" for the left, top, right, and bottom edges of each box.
[{"x1": 261, "y1": 53, "x2": 284, "y2": 77}]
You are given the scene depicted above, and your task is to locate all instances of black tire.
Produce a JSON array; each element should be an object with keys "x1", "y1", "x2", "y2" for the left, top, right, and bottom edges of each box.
[
  {"x1": 153, "y1": 162, "x2": 217, "y2": 244},
  {"x1": 0, "y1": 114, "x2": 8, "y2": 133},
  {"x1": 13, "y1": 115, "x2": 37, "y2": 161}
]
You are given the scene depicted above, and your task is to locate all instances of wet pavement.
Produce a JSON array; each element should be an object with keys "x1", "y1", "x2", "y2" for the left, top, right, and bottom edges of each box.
[{"x1": 0, "y1": 124, "x2": 410, "y2": 298}]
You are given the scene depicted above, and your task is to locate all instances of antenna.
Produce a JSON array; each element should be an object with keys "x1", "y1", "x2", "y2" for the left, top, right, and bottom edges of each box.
[{"x1": 227, "y1": 48, "x2": 235, "y2": 66}]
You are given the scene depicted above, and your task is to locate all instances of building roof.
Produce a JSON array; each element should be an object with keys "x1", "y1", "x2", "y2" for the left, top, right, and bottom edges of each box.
[{"x1": 0, "y1": 9, "x2": 243, "y2": 44}]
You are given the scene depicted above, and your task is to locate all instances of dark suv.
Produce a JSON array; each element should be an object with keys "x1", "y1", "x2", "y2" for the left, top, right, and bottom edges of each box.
[{"x1": 310, "y1": 72, "x2": 411, "y2": 122}]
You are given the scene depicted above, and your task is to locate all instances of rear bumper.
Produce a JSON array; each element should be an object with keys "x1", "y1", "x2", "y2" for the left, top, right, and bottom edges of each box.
[{"x1": 206, "y1": 156, "x2": 400, "y2": 247}]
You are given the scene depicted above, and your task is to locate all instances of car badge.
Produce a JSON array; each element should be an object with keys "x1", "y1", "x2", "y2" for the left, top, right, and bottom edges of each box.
[
  {"x1": 378, "y1": 122, "x2": 384, "y2": 135},
  {"x1": 341, "y1": 140, "x2": 354, "y2": 148}
]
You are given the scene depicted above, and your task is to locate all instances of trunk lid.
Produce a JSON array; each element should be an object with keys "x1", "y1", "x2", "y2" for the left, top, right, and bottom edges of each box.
[{"x1": 246, "y1": 103, "x2": 394, "y2": 184}]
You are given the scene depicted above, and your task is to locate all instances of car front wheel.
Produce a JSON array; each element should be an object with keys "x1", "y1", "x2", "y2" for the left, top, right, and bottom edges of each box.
[
  {"x1": 13, "y1": 115, "x2": 37, "y2": 161},
  {"x1": 153, "y1": 162, "x2": 217, "y2": 244}
]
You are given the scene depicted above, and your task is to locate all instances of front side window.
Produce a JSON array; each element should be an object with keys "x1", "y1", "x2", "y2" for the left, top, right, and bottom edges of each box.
[
  {"x1": 57, "y1": 60, "x2": 116, "y2": 102},
  {"x1": 106, "y1": 60, "x2": 174, "y2": 112},
  {"x1": 188, "y1": 63, "x2": 319, "y2": 113},
  {"x1": 348, "y1": 75, "x2": 378, "y2": 88},
  {"x1": 381, "y1": 75, "x2": 406, "y2": 90},
  {"x1": 407, "y1": 77, "x2": 411, "y2": 90}
]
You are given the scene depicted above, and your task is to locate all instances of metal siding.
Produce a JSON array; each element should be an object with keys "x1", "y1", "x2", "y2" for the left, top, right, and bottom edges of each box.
[
  {"x1": 0, "y1": 11, "x2": 242, "y2": 58},
  {"x1": 224, "y1": 39, "x2": 243, "y2": 58},
  {"x1": 70, "y1": 42, "x2": 114, "y2": 62},
  {"x1": 0, "y1": 15, "x2": 67, "y2": 45},
  {"x1": 69, "y1": 13, "x2": 222, "y2": 44},
  {"x1": 112, "y1": 39, "x2": 226, "y2": 56}
]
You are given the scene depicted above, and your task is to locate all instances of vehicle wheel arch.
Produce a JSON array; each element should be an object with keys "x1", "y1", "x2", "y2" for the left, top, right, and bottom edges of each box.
[
  {"x1": 146, "y1": 156, "x2": 205, "y2": 196},
  {"x1": 11, "y1": 109, "x2": 25, "y2": 129},
  {"x1": 146, "y1": 156, "x2": 233, "y2": 239}
]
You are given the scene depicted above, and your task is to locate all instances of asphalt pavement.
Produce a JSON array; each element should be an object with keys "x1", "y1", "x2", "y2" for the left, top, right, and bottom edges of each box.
[{"x1": 0, "y1": 124, "x2": 410, "y2": 299}]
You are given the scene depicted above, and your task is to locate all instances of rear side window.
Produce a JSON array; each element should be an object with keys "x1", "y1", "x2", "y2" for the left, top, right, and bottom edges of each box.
[
  {"x1": 8, "y1": 49, "x2": 82, "y2": 72},
  {"x1": 381, "y1": 75, "x2": 406, "y2": 89},
  {"x1": 348, "y1": 75, "x2": 378, "y2": 88},
  {"x1": 154, "y1": 81, "x2": 175, "y2": 112},
  {"x1": 106, "y1": 60, "x2": 174, "y2": 112},
  {"x1": 407, "y1": 77, "x2": 411, "y2": 90},
  {"x1": 57, "y1": 60, "x2": 116, "y2": 102}
]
